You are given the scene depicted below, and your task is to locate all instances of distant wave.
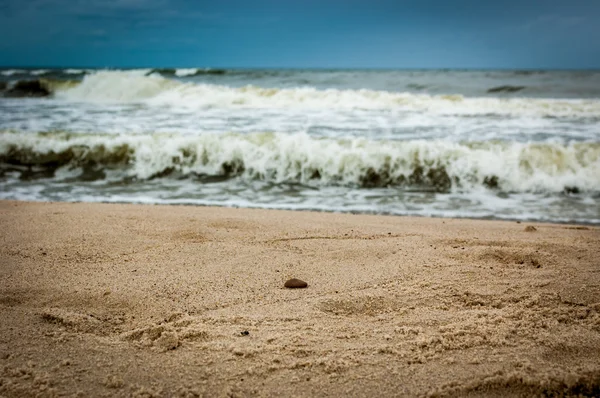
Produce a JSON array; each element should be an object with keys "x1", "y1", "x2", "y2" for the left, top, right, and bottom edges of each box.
[
  {"x1": 0, "y1": 68, "x2": 89, "y2": 80},
  {"x1": 64, "y1": 69, "x2": 89, "y2": 75},
  {"x1": 5, "y1": 71, "x2": 600, "y2": 118},
  {"x1": 30, "y1": 69, "x2": 51, "y2": 76},
  {"x1": 487, "y1": 85, "x2": 526, "y2": 93},
  {"x1": 46, "y1": 71, "x2": 600, "y2": 118},
  {"x1": 1, "y1": 130, "x2": 598, "y2": 194},
  {"x1": 148, "y1": 68, "x2": 227, "y2": 77},
  {"x1": 0, "y1": 68, "x2": 281, "y2": 80},
  {"x1": 513, "y1": 70, "x2": 546, "y2": 76},
  {"x1": 0, "y1": 69, "x2": 27, "y2": 76},
  {"x1": 148, "y1": 68, "x2": 291, "y2": 79},
  {"x1": 406, "y1": 83, "x2": 428, "y2": 90}
]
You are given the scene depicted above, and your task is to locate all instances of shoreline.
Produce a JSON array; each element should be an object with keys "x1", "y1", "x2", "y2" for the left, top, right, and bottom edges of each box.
[
  {"x1": 3, "y1": 199, "x2": 599, "y2": 227},
  {"x1": 1, "y1": 200, "x2": 599, "y2": 397}
]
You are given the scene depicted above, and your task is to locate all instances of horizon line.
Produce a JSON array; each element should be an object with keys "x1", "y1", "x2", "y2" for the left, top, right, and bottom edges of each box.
[{"x1": 2, "y1": 65, "x2": 600, "y2": 72}]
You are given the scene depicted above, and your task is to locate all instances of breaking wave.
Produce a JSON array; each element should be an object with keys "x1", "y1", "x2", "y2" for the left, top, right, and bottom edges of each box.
[
  {"x1": 148, "y1": 68, "x2": 227, "y2": 77},
  {"x1": 1, "y1": 130, "x2": 598, "y2": 193},
  {"x1": 1, "y1": 69, "x2": 27, "y2": 76},
  {"x1": 48, "y1": 71, "x2": 600, "y2": 117}
]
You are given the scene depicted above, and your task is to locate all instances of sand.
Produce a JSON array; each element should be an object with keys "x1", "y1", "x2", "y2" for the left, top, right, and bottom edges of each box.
[{"x1": 0, "y1": 200, "x2": 599, "y2": 397}]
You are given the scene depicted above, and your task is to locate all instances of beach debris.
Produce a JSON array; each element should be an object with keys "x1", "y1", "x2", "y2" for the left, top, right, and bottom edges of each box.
[
  {"x1": 241, "y1": 331, "x2": 249, "y2": 336},
  {"x1": 524, "y1": 226, "x2": 537, "y2": 232},
  {"x1": 284, "y1": 278, "x2": 308, "y2": 288}
]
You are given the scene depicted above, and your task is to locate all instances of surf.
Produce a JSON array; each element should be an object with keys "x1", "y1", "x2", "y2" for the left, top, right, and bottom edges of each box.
[
  {"x1": 42, "y1": 71, "x2": 599, "y2": 118},
  {"x1": 2, "y1": 130, "x2": 598, "y2": 194}
]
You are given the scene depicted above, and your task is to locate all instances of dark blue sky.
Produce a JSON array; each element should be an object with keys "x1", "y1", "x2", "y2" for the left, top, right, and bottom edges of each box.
[{"x1": 1, "y1": 0, "x2": 599, "y2": 68}]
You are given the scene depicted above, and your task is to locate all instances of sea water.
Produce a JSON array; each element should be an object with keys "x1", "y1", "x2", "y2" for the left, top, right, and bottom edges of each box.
[{"x1": 1, "y1": 68, "x2": 599, "y2": 223}]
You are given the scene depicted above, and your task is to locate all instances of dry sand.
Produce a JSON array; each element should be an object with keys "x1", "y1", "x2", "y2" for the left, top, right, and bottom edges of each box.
[{"x1": 1, "y1": 200, "x2": 599, "y2": 397}]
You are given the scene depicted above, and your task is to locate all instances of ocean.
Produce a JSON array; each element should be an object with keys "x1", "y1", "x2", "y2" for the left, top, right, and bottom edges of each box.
[{"x1": 1, "y1": 68, "x2": 599, "y2": 224}]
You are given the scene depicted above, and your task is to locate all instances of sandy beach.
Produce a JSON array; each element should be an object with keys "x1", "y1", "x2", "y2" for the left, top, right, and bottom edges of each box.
[{"x1": 1, "y1": 200, "x2": 599, "y2": 397}]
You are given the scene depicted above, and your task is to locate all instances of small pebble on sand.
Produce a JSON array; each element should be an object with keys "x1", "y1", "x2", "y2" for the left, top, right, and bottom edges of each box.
[{"x1": 284, "y1": 278, "x2": 308, "y2": 288}]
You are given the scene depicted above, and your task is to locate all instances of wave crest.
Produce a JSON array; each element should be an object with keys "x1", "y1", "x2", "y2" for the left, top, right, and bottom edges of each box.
[
  {"x1": 148, "y1": 68, "x2": 227, "y2": 77},
  {"x1": 1, "y1": 131, "x2": 598, "y2": 193},
  {"x1": 49, "y1": 71, "x2": 600, "y2": 117}
]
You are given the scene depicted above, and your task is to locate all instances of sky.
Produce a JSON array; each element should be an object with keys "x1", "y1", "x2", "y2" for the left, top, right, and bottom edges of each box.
[{"x1": 1, "y1": 0, "x2": 600, "y2": 69}]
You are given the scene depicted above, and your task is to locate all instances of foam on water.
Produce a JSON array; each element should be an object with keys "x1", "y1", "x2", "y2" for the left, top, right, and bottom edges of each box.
[
  {"x1": 54, "y1": 71, "x2": 600, "y2": 118},
  {"x1": 174, "y1": 68, "x2": 199, "y2": 77},
  {"x1": 1, "y1": 70, "x2": 25, "y2": 76},
  {"x1": 64, "y1": 69, "x2": 89, "y2": 75},
  {"x1": 57, "y1": 71, "x2": 177, "y2": 102},
  {"x1": 1, "y1": 174, "x2": 596, "y2": 224},
  {"x1": 31, "y1": 69, "x2": 50, "y2": 76}
]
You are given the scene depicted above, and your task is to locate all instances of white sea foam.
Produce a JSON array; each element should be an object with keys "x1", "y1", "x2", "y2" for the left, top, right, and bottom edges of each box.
[
  {"x1": 64, "y1": 69, "x2": 89, "y2": 74},
  {"x1": 57, "y1": 71, "x2": 178, "y2": 102},
  {"x1": 174, "y1": 68, "x2": 199, "y2": 77},
  {"x1": 31, "y1": 69, "x2": 50, "y2": 75},
  {"x1": 1, "y1": 69, "x2": 25, "y2": 76},
  {"x1": 54, "y1": 71, "x2": 600, "y2": 118}
]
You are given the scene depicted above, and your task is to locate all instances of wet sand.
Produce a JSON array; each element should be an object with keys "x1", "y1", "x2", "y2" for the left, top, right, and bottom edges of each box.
[{"x1": 1, "y1": 200, "x2": 599, "y2": 397}]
